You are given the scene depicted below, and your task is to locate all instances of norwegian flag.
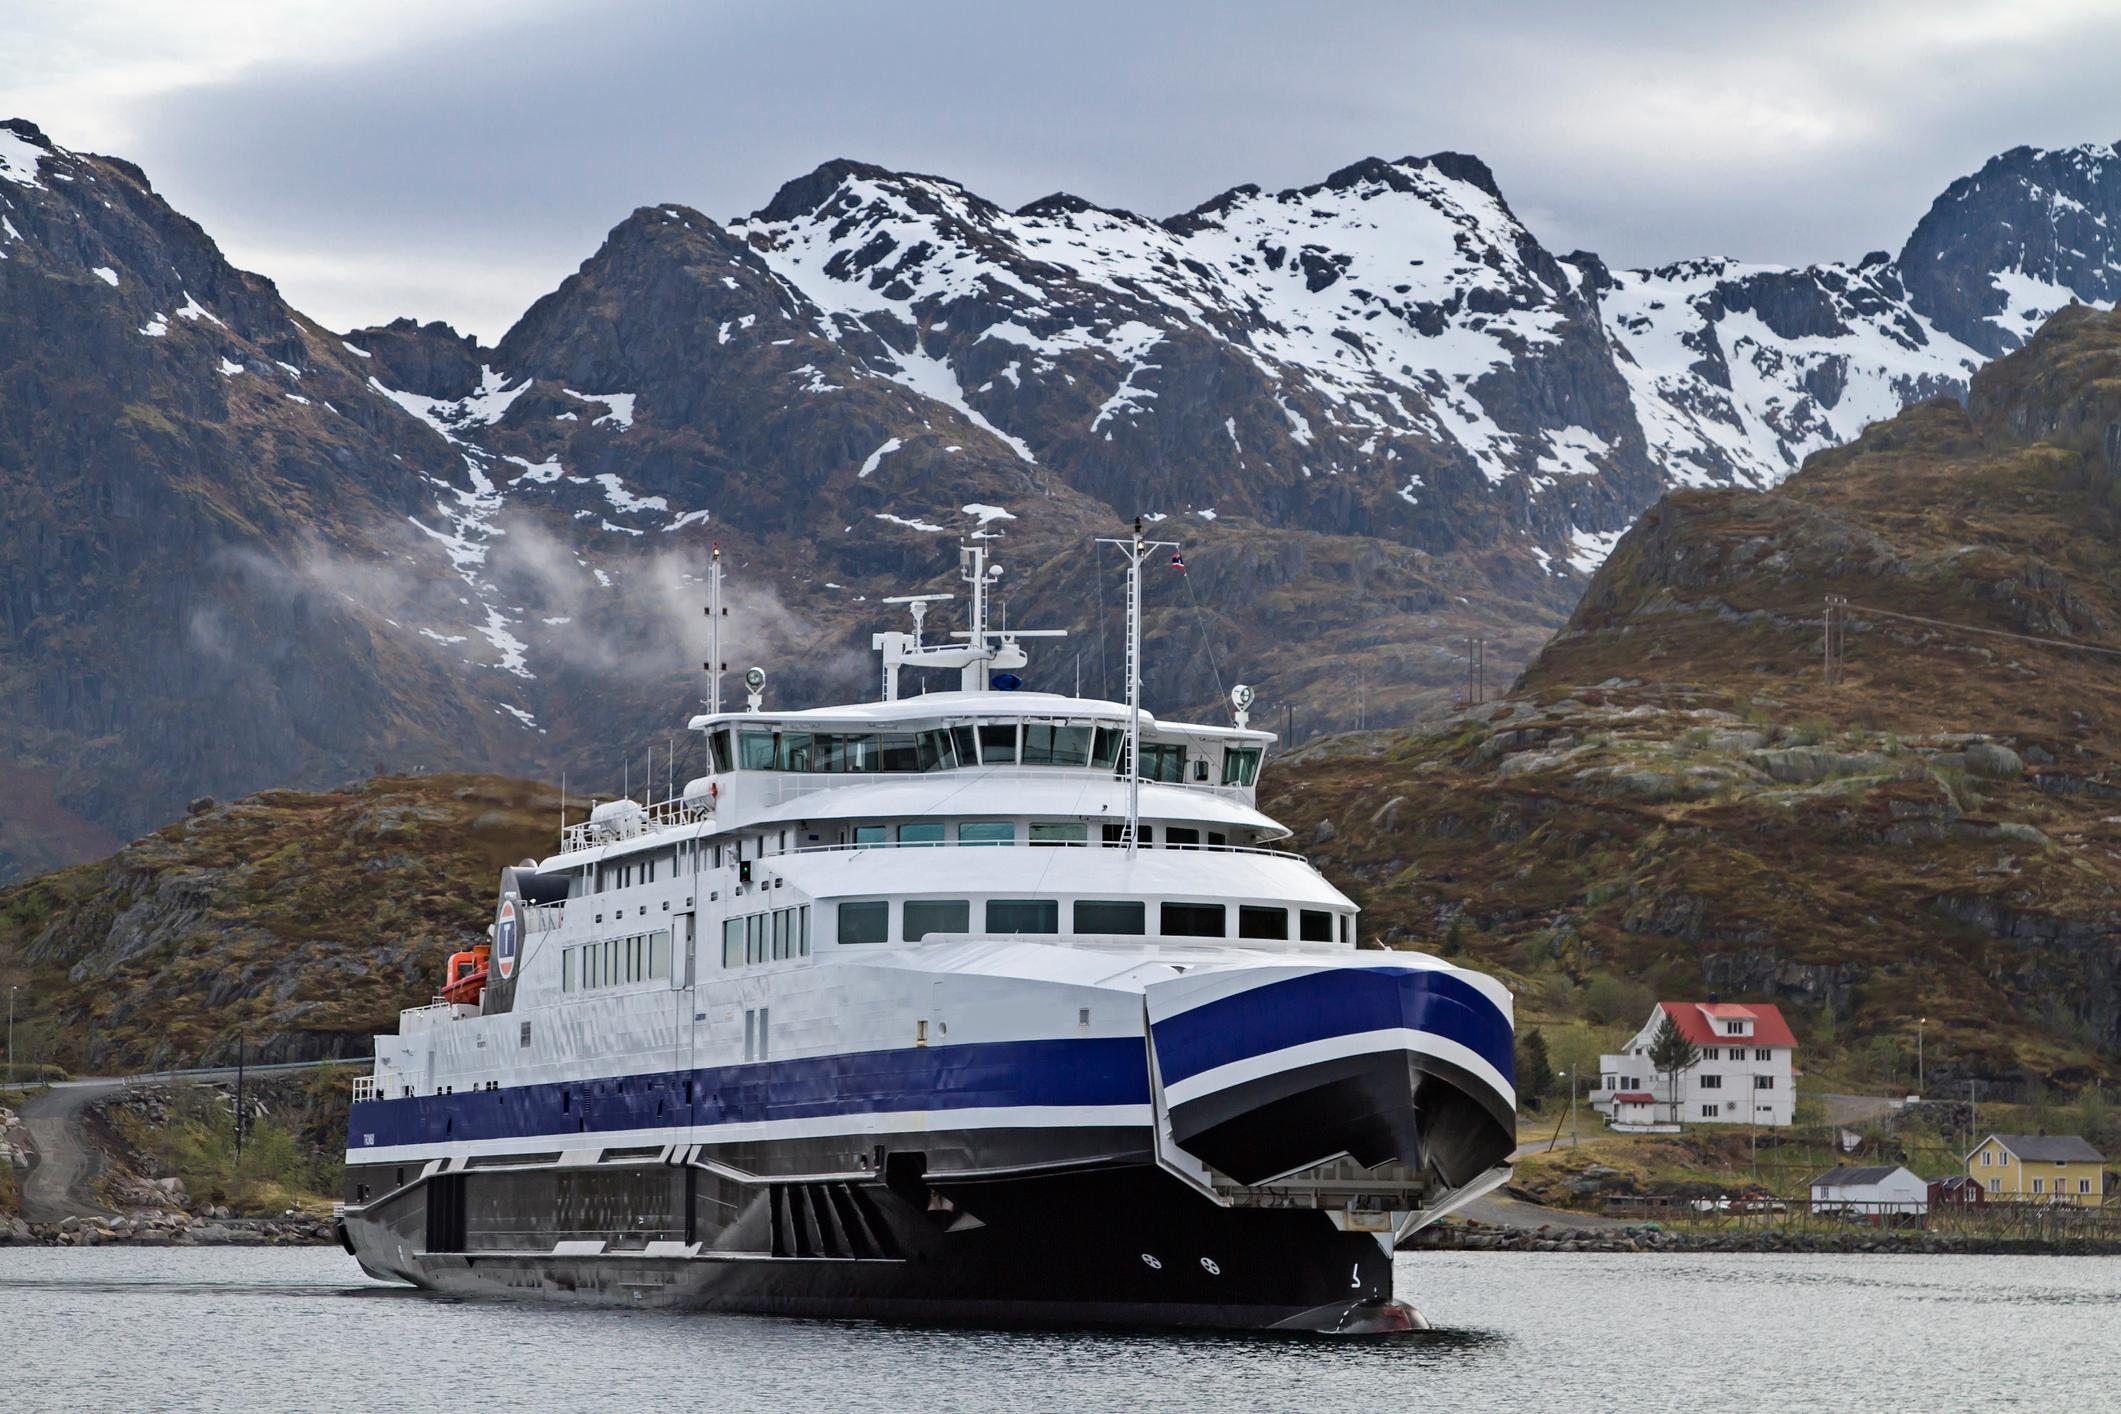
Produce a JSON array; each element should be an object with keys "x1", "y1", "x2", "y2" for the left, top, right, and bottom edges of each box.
[{"x1": 1169, "y1": 550, "x2": 1186, "y2": 571}]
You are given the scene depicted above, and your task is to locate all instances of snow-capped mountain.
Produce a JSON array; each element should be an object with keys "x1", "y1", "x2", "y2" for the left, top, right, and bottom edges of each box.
[{"x1": 3, "y1": 115, "x2": 2118, "y2": 879}]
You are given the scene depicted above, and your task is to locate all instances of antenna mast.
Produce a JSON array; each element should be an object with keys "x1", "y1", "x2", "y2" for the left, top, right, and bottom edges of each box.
[
  {"x1": 705, "y1": 543, "x2": 726, "y2": 717},
  {"x1": 1097, "y1": 518, "x2": 1179, "y2": 859}
]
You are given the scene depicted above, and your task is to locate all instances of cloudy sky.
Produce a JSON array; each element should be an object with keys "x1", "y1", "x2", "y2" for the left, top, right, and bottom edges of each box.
[{"x1": 9, "y1": 0, "x2": 2118, "y2": 339}]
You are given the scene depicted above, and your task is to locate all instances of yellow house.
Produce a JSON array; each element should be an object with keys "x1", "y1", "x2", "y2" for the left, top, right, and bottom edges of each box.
[{"x1": 1966, "y1": 1134, "x2": 2107, "y2": 1205}]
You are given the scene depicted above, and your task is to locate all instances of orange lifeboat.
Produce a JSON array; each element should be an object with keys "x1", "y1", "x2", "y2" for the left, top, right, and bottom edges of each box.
[{"x1": 441, "y1": 943, "x2": 491, "y2": 1007}]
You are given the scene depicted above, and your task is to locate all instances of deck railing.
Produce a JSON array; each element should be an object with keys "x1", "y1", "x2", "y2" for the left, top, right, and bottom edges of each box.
[
  {"x1": 783, "y1": 839, "x2": 1310, "y2": 863},
  {"x1": 557, "y1": 765, "x2": 1258, "y2": 852}
]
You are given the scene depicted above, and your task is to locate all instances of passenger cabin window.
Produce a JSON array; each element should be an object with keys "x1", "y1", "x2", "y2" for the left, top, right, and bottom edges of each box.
[
  {"x1": 903, "y1": 899, "x2": 970, "y2": 940},
  {"x1": 1162, "y1": 902, "x2": 1226, "y2": 937},
  {"x1": 1029, "y1": 822, "x2": 1087, "y2": 846},
  {"x1": 1075, "y1": 900, "x2": 1145, "y2": 934},
  {"x1": 987, "y1": 899, "x2": 1059, "y2": 934},
  {"x1": 838, "y1": 900, "x2": 889, "y2": 945},
  {"x1": 1299, "y1": 909, "x2": 1334, "y2": 942},
  {"x1": 959, "y1": 822, "x2": 1014, "y2": 846},
  {"x1": 1238, "y1": 906, "x2": 1288, "y2": 940},
  {"x1": 978, "y1": 722, "x2": 1019, "y2": 764},
  {"x1": 564, "y1": 930, "x2": 670, "y2": 991},
  {"x1": 853, "y1": 825, "x2": 888, "y2": 847},
  {"x1": 1221, "y1": 747, "x2": 1262, "y2": 787},
  {"x1": 1164, "y1": 827, "x2": 1200, "y2": 848},
  {"x1": 723, "y1": 906, "x2": 809, "y2": 965},
  {"x1": 898, "y1": 822, "x2": 945, "y2": 846}
]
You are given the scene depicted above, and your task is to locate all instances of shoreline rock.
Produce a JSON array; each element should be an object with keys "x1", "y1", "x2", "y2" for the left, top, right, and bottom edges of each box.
[
  {"x1": 0, "y1": 1212, "x2": 337, "y2": 1247},
  {"x1": 1417, "y1": 1223, "x2": 2121, "y2": 1256}
]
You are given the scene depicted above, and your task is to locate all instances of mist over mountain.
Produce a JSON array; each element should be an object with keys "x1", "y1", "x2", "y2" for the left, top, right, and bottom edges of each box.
[{"x1": 3, "y1": 115, "x2": 2117, "y2": 879}]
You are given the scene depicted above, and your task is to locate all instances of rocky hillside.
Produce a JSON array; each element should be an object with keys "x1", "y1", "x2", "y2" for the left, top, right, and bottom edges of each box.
[
  {"x1": 1264, "y1": 306, "x2": 2121, "y2": 1088},
  {"x1": 7, "y1": 117, "x2": 2121, "y2": 880},
  {"x1": 0, "y1": 775, "x2": 556, "y2": 1072}
]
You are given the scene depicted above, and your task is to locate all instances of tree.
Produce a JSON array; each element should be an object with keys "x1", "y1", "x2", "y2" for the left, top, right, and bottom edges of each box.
[
  {"x1": 1549, "y1": 1022, "x2": 1606, "y2": 1090},
  {"x1": 1516, "y1": 1028, "x2": 1553, "y2": 1111},
  {"x1": 1647, "y1": 1012, "x2": 1700, "y2": 1126}
]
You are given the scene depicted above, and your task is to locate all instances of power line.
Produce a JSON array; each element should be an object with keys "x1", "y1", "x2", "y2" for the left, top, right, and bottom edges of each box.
[{"x1": 1845, "y1": 600, "x2": 2121, "y2": 661}]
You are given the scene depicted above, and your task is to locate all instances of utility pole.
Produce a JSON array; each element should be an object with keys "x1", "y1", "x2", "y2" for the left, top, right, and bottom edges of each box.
[
  {"x1": 1917, "y1": 1017, "x2": 1925, "y2": 1095},
  {"x1": 6, "y1": 985, "x2": 13, "y2": 1084},
  {"x1": 233, "y1": 1035, "x2": 246, "y2": 1161},
  {"x1": 1823, "y1": 595, "x2": 1848, "y2": 686}
]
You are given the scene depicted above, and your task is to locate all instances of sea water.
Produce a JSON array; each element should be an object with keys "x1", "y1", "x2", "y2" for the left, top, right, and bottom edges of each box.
[{"x1": 4, "y1": 1246, "x2": 2113, "y2": 1411}]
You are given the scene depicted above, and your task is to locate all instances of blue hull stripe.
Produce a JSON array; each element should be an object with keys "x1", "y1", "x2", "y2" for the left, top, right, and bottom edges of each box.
[
  {"x1": 348, "y1": 1036, "x2": 1151, "y2": 1151},
  {"x1": 1152, "y1": 969, "x2": 1513, "y2": 1089}
]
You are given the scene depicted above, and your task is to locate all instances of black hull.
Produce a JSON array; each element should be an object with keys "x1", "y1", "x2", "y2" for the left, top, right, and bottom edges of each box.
[{"x1": 341, "y1": 1159, "x2": 1406, "y2": 1332}]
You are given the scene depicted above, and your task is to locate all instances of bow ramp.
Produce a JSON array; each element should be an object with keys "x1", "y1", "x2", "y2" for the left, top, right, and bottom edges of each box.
[{"x1": 1146, "y1": 955, "x2": 1517, "y2": 1187}]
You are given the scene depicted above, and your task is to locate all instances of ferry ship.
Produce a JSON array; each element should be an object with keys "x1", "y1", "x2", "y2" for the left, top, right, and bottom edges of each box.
[{"x1": 339, "y1": 531, "x2": 1516, "y2": 1331}]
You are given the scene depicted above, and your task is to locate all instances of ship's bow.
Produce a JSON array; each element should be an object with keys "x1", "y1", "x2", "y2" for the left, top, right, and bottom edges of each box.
[{"x1": 1147, "y1": 957, "x2": 1515, "y2": 1188}]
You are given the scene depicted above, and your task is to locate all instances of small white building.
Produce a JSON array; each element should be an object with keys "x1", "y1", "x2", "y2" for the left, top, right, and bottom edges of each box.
[
  {"x1": 1811, "y1": 1164, "x2": 1928, "y2": 1216},
  {"x1": 1590, "y1": 1001, "x2": 1797, "y2": 1128}
]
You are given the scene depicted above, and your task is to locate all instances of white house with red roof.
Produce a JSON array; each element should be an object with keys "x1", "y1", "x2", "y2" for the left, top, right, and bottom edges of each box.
[{"x1": 1589, "y1": 1002, "x2": 1797, "y2": 1129}]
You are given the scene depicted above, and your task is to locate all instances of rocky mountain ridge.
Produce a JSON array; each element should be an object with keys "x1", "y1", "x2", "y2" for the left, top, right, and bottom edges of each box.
[
  {"x1": 5, "y1": 117, "x2": 2121, "y2": 878},
  {"x1": 1265, "y1": 305, "x2": 2121, "y2": 1085}
]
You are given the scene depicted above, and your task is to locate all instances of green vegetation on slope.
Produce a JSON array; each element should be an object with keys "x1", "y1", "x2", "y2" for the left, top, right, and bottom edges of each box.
[{"x1": 0, "y1": 775, "x2": 558, "y2": 1073}]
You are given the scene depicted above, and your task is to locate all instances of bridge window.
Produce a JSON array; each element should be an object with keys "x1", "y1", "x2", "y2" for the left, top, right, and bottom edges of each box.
[
  {"x1": 710, "y1": 729, "x2": 733, "y2": 773},
  {"x1": 1022, "y1": 723, "x2": 1091, "y2": 766},
  {"x1": 1091, "y1": 726, "x2": 1124, "y2": 770},
  {"x1": 1238, "y1": 906, "x2": 1288, "y2": 940},
  {"x1": 959, "y1": 822, "x2": 1014, "y2": 846},
  {"x1": 776, "y1": 732, "x2": 814, "y2": 772},
  {"x1": 880, "y1": 734, "x2": 921, "y2": 772},
  {"x1": 1299, "y1": 909, "x2": 1334, "y2": 942},
  {"x1": 978, "y1": 722, "x2": 1018, "y2": 764},
  {"x1": 1161, "y1": 902, "x2": 1225, "y2": 937},
  {"x1": 917, "y1": 728, "x2": 957, "y2": 771},
  {"x1": 1073, "y1": 900, "x2": 1145, "y2": 934},
  {"x1": 1029, "y1": 822, "x2": 1087, "y2": 846},
  {"x1": 838, "y1": 900, "x2": 889, "y2": 945},
  {"x1": 739, "y1": 731, "x2": 775, "y2": 770},
  {"x1": 1221, "y1": 747, "x2": 1261, "y2": 787},
  {"x1": 904, "y1": 899, "x2": 971, "y2": 940},
  {"x1": 987, "y1": 899, "x2": 1059, "y2": 934},
  {"x1": 1138, "y1": 742, "x2": 1186, "y2": 782}
]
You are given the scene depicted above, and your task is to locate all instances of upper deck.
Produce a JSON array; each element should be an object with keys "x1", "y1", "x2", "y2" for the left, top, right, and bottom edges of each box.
[{"x1": 559, "y1": 689, "x2": 1275, "y2": 855}]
